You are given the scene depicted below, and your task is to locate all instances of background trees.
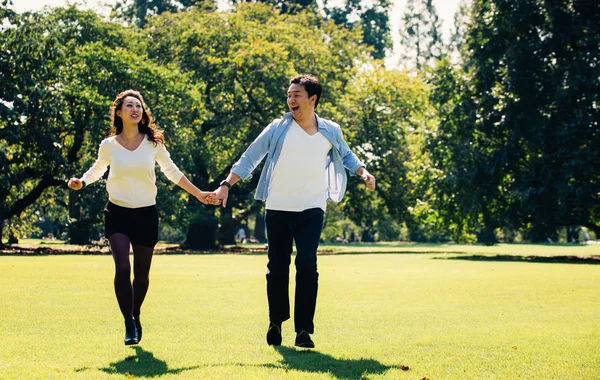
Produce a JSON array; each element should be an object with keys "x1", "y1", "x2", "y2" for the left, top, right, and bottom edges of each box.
[
  {"x1": 0, "y1": 6, "x2": 206, "y2": 247},
  {"x1": 427, "y1": 0, "x2": 600, "y2": 243},
  {"x1": 2, "y1": 0, "x2": 599, "y2": 247},
  {"x1": 397, "y1": 0, "x2": 444, "y2": 69}
]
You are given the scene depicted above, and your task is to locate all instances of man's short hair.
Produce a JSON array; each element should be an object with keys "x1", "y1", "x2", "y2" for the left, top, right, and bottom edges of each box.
[{"x1": 290, "y1": 75, "x2": 322, "y2": 109}]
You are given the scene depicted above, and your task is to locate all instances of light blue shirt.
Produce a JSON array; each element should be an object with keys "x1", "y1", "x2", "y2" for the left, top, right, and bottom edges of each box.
[{"x1": 231, "y1": 112, "x2": 365, "y2": 203}]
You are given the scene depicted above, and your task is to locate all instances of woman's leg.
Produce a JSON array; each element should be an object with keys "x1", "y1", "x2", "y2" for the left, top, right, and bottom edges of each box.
[
  {"x1": 131, "y1": 244, "x2": 155, "y2": 317},
  {"x1": 108, "y1": 233, "x2": 134, "y2": 320}
]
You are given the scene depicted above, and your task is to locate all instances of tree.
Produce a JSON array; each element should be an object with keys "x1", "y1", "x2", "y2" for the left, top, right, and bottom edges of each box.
[
  {"x1": 448, "y1": 0, "x2": 472, "y2": 66},
  {"x1": 428, "y1": 0, "x2": 600, "y2": 243},
  {"x1": 0, "y1": 6, "x2": 207, "y2": 246},
  {"x1": 398, "y1": 0, "x2": 444, "y2": 69},
  {"x1": 112, "y1": 0, "x2": 216, "y2": 28},
  {"x1": 145, "y1": 3, "x2": 370, "y2": 247},
  {"x1": 329, "y1": 64, "x2": 431, "y2": 238},
  {"x1": 324, "y1": 0, "x2": 392, "y2": 59}
]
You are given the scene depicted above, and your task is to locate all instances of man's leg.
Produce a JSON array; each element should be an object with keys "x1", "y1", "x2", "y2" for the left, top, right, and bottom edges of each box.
[
  {"x1": 265, "y1": 210, "x2": 294, "y2": 345},
  {"x1": 292, "y1": 208, "x2": 324, "y2": 336},
  {"x1": 265, "y1": 210, "x2": 294, "y2": 324}
]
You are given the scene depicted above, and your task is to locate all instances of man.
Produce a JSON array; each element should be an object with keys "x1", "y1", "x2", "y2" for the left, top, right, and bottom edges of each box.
[{"x1": 213, "y1": 75, "x2": 376, "y2": 348}]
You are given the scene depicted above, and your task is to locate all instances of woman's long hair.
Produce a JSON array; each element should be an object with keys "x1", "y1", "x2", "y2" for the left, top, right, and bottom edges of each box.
[{"x1": 108, "y1": 90, "x2": 165, "y2": 145}]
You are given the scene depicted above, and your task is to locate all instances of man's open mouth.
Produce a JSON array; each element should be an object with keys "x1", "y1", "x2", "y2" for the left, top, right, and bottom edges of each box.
[{"x1": 291, "y1": 106, "x2": 299, "y2": 112}]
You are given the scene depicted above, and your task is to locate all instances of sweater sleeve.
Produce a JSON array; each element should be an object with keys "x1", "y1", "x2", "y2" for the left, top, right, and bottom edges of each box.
[
  {"x1": 155, "y1": 142, "x2": 184, "y2": 184},
  {"x1": 81, "y1": 139, "x2": 110, "y2": 185}
]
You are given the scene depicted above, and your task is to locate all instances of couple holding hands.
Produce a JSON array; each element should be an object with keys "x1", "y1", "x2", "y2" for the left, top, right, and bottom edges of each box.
[{"x1": 68, "y1": 75, "x2": 376, "y2": 348}]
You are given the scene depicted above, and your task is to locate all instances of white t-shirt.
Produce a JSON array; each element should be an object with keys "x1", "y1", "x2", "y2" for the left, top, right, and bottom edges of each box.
[
  {"x1": 81, "y1": 135, "x2": 183, "y2": 208},
  {"x1": 266, "y1": 121, "x2": 332, "y2": 212}
]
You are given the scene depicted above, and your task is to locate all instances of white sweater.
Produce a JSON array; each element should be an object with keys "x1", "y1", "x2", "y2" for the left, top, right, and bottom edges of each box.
[{"x1": 81, "y1": 135, "x2": 184, "y2": 208}]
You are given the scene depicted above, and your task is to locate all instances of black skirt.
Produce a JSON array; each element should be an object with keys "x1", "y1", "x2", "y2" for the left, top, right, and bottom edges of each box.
[{"x1": 104, "y1": 201, "x2": 159, "y2": 246}]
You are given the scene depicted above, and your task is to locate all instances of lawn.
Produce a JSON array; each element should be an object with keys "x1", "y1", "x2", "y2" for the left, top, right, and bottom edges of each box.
[{"x1": 0, "y1": 244, "x2": 598, "y2": 379}]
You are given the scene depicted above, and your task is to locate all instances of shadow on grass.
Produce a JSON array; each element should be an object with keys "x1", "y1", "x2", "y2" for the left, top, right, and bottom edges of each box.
[
  {"x1": 97, "y1": 346, "x2": 199, "y2": 377},
  {"x1": 442, "y1": 254, "x2": 600, "y2": 265},
  {"x1": 268, "y1": 346, "x2": 398, "y2": 379}
]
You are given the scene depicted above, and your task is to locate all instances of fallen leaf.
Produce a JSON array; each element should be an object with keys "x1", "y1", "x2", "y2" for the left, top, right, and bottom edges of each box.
[
  {"x1": 401, "y1": 365, "x2": 409, "y2": 371},
  {"x1": 125, "y1": 372, "x2": 134, "y2": 378},
  {"x1": 512, "y1": 346, "x2": 518, "y2": 350},
  {"x1": 421, "y1": 377, "x2": 431, "y2": 380}
]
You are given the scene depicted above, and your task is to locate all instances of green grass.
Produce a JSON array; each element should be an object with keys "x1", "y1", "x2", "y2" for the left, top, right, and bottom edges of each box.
[{"x1": 0, "y1": 246, "x2": 598, "y2": 379}]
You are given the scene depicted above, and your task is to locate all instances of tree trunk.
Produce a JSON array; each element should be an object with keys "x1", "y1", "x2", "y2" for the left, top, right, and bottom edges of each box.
[
  {"x1": 253, "y1": 208, "x2": 266, "y2": 243},
  {"x1": 182, "y1": 207, "x2": 218, "y2": 250},
  {"x1": 67, "y1": 190, "x2": 92, "y2": 244},
  {"x1": 530, "y1": 220, "x2": 557, "y2": 243},
  {"x1": 0, "y1": 217, "x2": 4, "y2": 249},
  {"x1": 217, "y1": 207, "x2": 236, "y2": 246},
  {"x1": 477, "y1": 211, "x2": 497, "y2": 246},
  {"x1": 566, "y1": 226, "x2": 580, "y2": 244},
  {"x1": 183, "y1": 221, "x2": 218, "y2": 250},
  {"x1": 477, "y1": 228, "x2": 496, "y2": 246}
]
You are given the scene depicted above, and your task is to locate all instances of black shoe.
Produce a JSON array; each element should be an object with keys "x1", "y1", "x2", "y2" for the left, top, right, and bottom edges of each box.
[
  {"x1": 134, "y1": 316, "x2": 142, "y2": 343},
  {"x1": 266, "y1": 322, "x2": 282, "y2": 346},
  {"x1": 124, "y1": 318, "x2": 139, "y2": 346},
  {"x1": 294, "y1": 331, "x2": 315, "y2": 348}
]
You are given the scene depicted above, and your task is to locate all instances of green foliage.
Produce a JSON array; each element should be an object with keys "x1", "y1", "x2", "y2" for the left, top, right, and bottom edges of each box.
[
  {"x1": 324, "y1": 0, "x2": 392, "y2": 59},
  {"x1": 333, "y1": 64, "x2": 432, "y2": 239},
  {"x1": 428, "y1": 0, "x2": 600, "y2": 242},
  {"x1": 112, "y1": 0, "x2": 216, "y2": 28},
  {"x1": 145, "y1": 3, "x2": 370, "y2": 246},
  {"x1": 0, "y1": 6, "x2": 207, "y2": 245}
]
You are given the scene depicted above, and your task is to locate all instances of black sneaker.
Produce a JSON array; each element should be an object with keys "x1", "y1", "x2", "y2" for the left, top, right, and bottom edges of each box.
[
  {"x1": 294, "y1": 330, "x2": 315, "y2": 348},
  {"x1": 266, "y1": 322, "x2": 282, "y2": 346},
  {"x1": 124, "y1": 318, "x2": 139, "y2": 346}
]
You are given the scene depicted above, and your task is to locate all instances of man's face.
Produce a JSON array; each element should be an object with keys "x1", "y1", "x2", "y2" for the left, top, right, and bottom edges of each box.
[{"x1": 287, "y1": 83, "x2": 316, "y2": 120}]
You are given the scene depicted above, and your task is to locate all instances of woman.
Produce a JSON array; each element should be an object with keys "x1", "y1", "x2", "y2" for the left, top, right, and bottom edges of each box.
[{"x1": 68, "y1": 90, "x2": 213, "y2": 345}]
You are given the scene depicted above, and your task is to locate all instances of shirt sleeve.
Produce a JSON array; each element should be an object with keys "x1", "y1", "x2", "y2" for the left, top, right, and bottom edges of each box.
[
  {"x1": 81, "y1": 140, "x2": 110, "y2": 185},
  {"x1": 231, "y1": 120, "x2": 275, "y2": 180},
  {"x1": 155, "y1": 142, "x2": 184, "y2": 184},
  {"x1": 336, "y1": 126, "x2": 365, "y2": 175}
]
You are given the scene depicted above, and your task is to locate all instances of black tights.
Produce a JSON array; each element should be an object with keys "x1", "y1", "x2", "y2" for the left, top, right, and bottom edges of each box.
[{"x1": 108, "y1": 233, "x2": 154, "y2": 320}]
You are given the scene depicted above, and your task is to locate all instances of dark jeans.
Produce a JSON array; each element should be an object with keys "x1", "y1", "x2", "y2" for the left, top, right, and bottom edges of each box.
[{"x1": 265, "y1": 208, "x2": 324, "y2": 334}]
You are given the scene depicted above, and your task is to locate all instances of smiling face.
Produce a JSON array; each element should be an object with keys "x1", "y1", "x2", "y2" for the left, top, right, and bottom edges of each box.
[
  {"x1": 287, "y1": 83, "x2": 317, "y2": 122},
  {"x1": 116, "y1": 96, "x2": 144, "y2": 127}
]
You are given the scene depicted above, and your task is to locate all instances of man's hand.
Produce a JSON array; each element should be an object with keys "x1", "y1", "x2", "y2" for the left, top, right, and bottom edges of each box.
[
  {"x1": 67, "y1": 178, "x2": 83, "y2": 191},
  {"x1": 358, "y1": 169, "x2": 376, "y2": 190},
  {"x1": 196, "y1": 191, "x2": 220, "y2": 205},
  {"x1": 213, "y1": 185, "x2": 230, "y2": 208}
]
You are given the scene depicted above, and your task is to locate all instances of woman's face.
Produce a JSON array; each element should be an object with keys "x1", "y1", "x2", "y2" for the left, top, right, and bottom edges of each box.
[{"x1": 117, "y1": 96, "x2": 143, "y2": 125}]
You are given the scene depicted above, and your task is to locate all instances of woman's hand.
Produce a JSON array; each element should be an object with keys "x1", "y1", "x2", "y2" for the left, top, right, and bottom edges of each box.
[{"x1": 67, "y1": 178, "x2": 84, "y2": 191}]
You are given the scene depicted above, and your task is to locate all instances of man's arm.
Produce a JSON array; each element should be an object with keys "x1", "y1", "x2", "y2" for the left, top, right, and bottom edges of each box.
[
  {"x1": 332, "y1": 123, "x2": 375, "y2": 190},
  {"x1": 213, "y1": 172, "x2": 242, "y2": 207},
  {"x1": 356, "y1": 167, "x2": 376, "y2": 190}
]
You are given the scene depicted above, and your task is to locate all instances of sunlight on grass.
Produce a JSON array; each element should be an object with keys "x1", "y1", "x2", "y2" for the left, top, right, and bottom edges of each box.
[{"x1": 0, "y1": 251, "x2": 598, "y2": 379}]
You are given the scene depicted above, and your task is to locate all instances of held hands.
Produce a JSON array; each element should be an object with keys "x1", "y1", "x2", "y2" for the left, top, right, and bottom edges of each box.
[
  {"x1": 196, "y1": 191, "x2": 222, "y2": 206},
  {"x1": 67, "y1": 178, "x2": 84, "y2": 191},
  {"x1": 212, "y1": 185, "x2": 229, "y2": 208}
]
